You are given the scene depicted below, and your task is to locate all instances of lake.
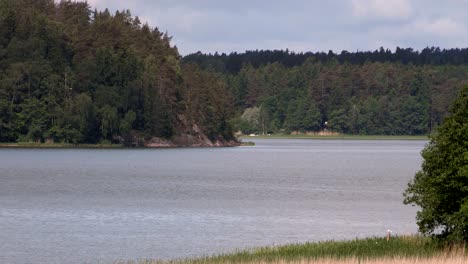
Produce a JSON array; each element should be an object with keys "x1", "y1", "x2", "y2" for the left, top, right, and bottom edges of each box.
[{"x1": 0, "y1": 139, "x2": 426, "y2": 264}]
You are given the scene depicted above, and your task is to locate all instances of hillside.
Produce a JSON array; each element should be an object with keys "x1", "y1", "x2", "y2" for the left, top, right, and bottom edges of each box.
[{"x1": 0, "y1": 0, "x2": 236, "y2": 146}]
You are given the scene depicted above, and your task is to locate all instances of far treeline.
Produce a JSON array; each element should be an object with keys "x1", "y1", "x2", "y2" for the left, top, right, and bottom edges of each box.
[
  {"x1": 1, "y1": 1, "x2": 468, "y2": 145},
  {"x1": 184, "y1": 49, "x2": 468, "y2": 135},
  {"x1": 0, "y1": 0, "x2": 234, "y2": 145}
]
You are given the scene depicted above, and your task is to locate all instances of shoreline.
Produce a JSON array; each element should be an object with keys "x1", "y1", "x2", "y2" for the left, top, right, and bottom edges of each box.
[
  {"x1": 241, "y1": 135, "x2": 429, "y2": 140},
  {"x1": 0, "y1": 135, "x2": 426, "y2": 149},
  {"x1": 0, "y1": 142, "x2": 245, "y2": 149},
  {"x1": 0, "y1": 143, "x2": 126, "y2": 149}
]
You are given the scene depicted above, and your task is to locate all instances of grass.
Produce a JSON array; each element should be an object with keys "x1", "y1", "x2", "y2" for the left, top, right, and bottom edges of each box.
[
  {"x1": 241, "y1": 134, "x2": 429, "y2": 140},
  {"x1": 130, "y1": 256, "x2": 468, "y2": 264},
  {"x1": 120, "y1": 236, "x2": 467, "y2": 264},
  {"x1": 187, "y1": 236, "x2": 442, "y2": 263}
]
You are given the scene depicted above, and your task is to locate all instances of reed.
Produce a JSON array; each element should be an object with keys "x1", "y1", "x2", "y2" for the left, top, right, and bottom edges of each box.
[
  {"x1": 120, "y1": 236, "x2": 467, "y2": 264},
  {"x1": 132, "y1": 256, "x2": 468, "y2": 264}
]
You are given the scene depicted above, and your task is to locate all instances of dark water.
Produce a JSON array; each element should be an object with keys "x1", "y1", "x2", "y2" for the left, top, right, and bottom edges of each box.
[{"x1": 0, "y1": 139, "x2": 426, "y2": 264}]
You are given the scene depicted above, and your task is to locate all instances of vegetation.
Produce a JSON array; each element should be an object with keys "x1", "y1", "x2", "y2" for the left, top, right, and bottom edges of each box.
[
  {"x1": 185, "y1": 51, "x2": 468, "y2": 136},
  {"x1": 242, "y1": 135, "x2": 428, "y2": 140},
  {"x1": 184, "y1": 48, "x2": 468, "y2": 73},
  {"x1": 122, "y1": 236, "x2": 466, "y2": 264},
  {"x1": 127, "y1": 256, "x2": 468, "y2": 264},
  {"x1": 0, "y1": 0, "x2": 235, "y2": 145},
  {"x1": 1, "y1": 2, "x2": 467, "y2": 144},
  {"x1": 1, "y1": 0, "x2": 467, "y2": 147},
  {"x1": 404, "y1": 85, "x2": 468, "y2": 242}
]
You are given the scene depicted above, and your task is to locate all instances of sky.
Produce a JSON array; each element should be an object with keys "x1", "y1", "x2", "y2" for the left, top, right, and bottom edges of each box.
[{"x1": 84, "y1": 0, "x2": 468, "y2": 55}]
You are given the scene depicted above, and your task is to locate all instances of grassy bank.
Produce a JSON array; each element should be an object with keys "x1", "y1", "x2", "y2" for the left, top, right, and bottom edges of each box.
[
  {"x1": 241, "y1": 135, "x2": 429, "y2": 140},
  {"x1": 122, "y1": 236, "x2": 466, "y2": 264},
  {"x1": 0, "y1": 142, "x2": 124, "y2": 149}
]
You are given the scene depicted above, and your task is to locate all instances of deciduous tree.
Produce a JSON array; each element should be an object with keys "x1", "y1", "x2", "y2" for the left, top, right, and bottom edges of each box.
[{"x1": 404, "y1": 85, "x2": 468, "y2": 242}]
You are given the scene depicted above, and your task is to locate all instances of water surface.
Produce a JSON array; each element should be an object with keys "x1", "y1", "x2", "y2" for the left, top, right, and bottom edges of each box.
[{"x1": 0, "y1": 139, "x2": 426, "y2": 263}]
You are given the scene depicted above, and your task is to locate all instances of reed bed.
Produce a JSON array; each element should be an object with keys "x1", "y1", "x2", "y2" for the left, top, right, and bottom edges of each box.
[
  {"x1": 128, "y1": 256, "x2": 468, "y2": 264},
  {"x1": 120, "y1": 236, "x2": 467, "y2": 264}
]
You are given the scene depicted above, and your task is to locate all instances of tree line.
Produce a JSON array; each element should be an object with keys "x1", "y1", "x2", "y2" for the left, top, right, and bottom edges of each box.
[
  {"x1": 0, "y1": 0, "x2": 234, "y2": 144},
  {"x1": 185, "y1": 51, "x2": 468, "y2": 135},
  {"x1": 184, "y1": 48, "x2": 468, "y2": 74}
]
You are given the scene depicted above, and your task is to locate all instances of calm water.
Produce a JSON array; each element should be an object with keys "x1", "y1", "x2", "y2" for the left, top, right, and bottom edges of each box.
[{"x1": 0, "y1": 139, "x2": 426, "y2": 264}]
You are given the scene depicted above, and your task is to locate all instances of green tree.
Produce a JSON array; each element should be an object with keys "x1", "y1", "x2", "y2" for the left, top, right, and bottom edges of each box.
[
  {"x1": 240, "y1": 106, "x2": 260, "y2": 134},
  {"x1": 302, "y1": 101, "x2": 321, "y2": 131},
  {"x1": 18, "y1": 98, "x2": 50, "y2": 142},
  {"x1": 0, "y1": 99, "x2": 14, "y2": 141},
  {"x1": 328, "y1": 108, "x2": 348, "y2": 133},
  {"x1": 285, "y1": 100, "x2": 302, "y2": 132},
  {"x1": 97, "y1": 105, "x2": 118, "y2": 140},
  {"x1": 404, "y1": 85, "x2": 468, "y2": 242},
  {"x1": 74, "y1": 93, "x2": 98, "y2": 143}
]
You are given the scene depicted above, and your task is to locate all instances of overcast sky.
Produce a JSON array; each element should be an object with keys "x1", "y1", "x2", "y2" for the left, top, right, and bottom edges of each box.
[{"x1": 84, "y1": 0, "x2": 468, "y2": 55}]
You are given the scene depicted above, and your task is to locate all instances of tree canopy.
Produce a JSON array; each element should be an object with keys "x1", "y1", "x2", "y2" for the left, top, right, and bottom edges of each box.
[
  {"x1": 184, "y1": 48, "x2": 468, "y2": 74},
  {"x1": 404, "y1": 85, "x2": 468, "y2": 242},
  {"x1": 185, "y1": 49, "x2": 468, "y2": 136},
  {"x1": 0, "y1": 0, "x2": 235, "y2": 145},
  {"x1": 208, "y1": 60, "x2": 466, "y2": 135}
]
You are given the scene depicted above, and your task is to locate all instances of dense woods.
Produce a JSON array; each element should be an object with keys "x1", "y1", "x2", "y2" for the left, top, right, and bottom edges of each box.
[
  {"x1": 185, "y1": 50, "x2": 468, "y2": 135},
  {"x1": 1, "y1": 1, "x2": 467, "y2": 144},
  {"x1": 0, "y1": 0, "x2": 235, "y2": 145}
]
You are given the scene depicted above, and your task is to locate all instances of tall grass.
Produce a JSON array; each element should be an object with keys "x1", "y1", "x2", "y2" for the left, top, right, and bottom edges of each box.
[
  {"x1": 189, "y1": 236, "x2": 440, "y2": 263},
  {"x1": 119, "y1": 236, "x2": 467, "y2": 264}
]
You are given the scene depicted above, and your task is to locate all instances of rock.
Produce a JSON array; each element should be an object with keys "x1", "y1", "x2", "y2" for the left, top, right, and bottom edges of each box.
[
  {"x1": 145, "y1": 137, "x2": 176, "y2": 148},
  {"x1": 141, "y1": 117, "x2": 240, "y2": 148}
]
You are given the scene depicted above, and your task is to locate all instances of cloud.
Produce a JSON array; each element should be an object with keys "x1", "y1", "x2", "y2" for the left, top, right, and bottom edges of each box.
[
  {"x1": 370, "y1": 17, "x2": 468, "y2": 40},
  {"x1": 412, "y1": 18, "x2": 468, "y2": 37},
  {"x1": 351, "y1": 0, "x2": 413, "y2": 20}
]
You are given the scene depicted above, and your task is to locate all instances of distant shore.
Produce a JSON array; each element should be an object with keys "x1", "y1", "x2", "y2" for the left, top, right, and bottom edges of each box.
[
  {"x1": 0, "y1": 141, "x2": 243, "y2": 149},
  {"x1": 0, "y1": 135, "x2": 427, "y2": 149},
  {"x1": 241, "y1": 134, "x2": 429, "y2": 140},
  {"x1": 0, "y1": 142, "x2": 125, "y2": 149}
]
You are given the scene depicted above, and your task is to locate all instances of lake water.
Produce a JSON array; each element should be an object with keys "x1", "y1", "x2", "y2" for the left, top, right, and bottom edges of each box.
[{"x1": 0, "y1": 139, "x2": 426, "y2": 264}]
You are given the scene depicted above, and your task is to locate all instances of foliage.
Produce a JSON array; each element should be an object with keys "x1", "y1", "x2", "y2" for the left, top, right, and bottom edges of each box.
[
  {"x1": 184, "y1": 48, "x2": 468, "y2": 74},
  {"x1": 0, "y1": 0, "x2": 235, "y2": 144},
  {"x1": 1, "y1": 1, "x2": 467, "y2": 142},
  {"x1": 186, "y1": 54, "x2": 468, "y2": 135},
  {"x1": 404, "y1": 85, "x2": 468, "y2": 242},
  {"x1": 239, "y1": 107, "x2": 260, "y2": 134}
]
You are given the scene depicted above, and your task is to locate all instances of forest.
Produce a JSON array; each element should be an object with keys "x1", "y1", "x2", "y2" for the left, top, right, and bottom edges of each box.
[
  {"x1": 0, "y1": 0, "x2": 235, "y2": 145},
  {"x1": 1, "y1": 1, "x2": 467, "y2": 145},
  {"x1": 185, "y1": 50, "x2": 468, "y2": 135}
]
